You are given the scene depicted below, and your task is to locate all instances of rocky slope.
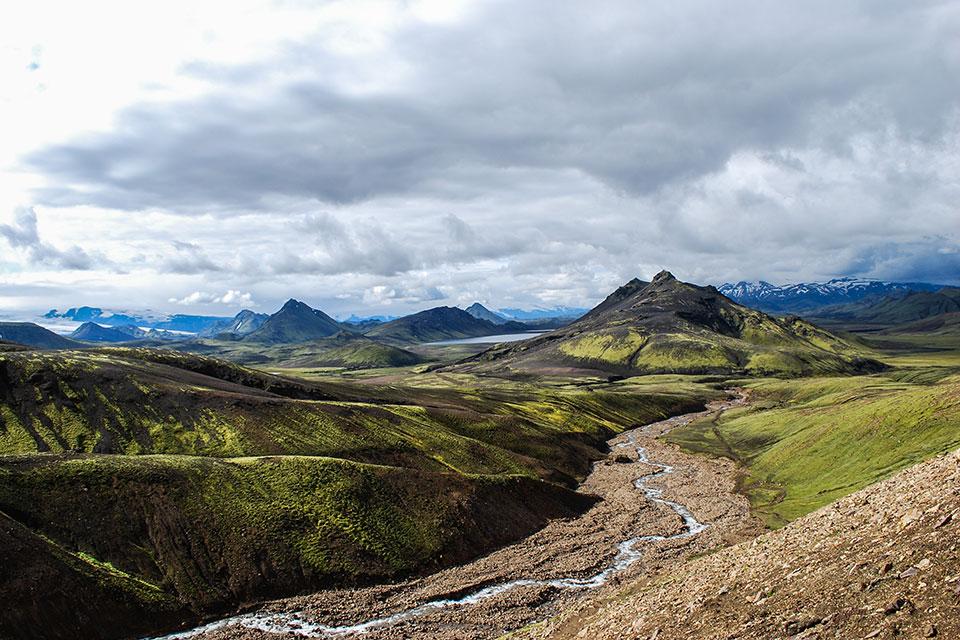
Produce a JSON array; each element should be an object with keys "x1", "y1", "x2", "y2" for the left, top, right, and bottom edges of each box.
[{"x1": 528, "y1": 448, "x2": 960, "y2": 640}]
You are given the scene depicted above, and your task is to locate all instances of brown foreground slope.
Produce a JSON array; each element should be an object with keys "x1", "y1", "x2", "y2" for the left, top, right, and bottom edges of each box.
[{"x1": 529, "y1": 449, "x2": 960, "y2": 640}]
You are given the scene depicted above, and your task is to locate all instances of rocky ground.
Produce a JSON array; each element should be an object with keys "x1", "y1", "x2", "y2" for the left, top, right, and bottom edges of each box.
[
  {"x1": 523, "y1": 450, "x2": 960, "y2": 640},
  {"x1": 177, "y1": 396, "x2": 763, "y2": 640}
]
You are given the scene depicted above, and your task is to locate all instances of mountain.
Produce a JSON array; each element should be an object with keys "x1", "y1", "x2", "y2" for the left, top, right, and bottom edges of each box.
[
  {"x1": 44, "y1": 306, "x2": 104, "y2": 322},
  {"x1": 243, "y1": 299, "x2": 344, "y2": 343},
  {"x1": 811, "y1": 287, "x2": 960, "y2": 325},
  {"x1": 44, "y1": 307, "x2": 234, "y2": 333},
  {"x1": 718, "y1": 277, "x2": 943, "y2": 313},
  {"x1": 198, "y1": 309, "x2": 269, "y2": 337},
  {"x1": 0, "y1": 322, "x2": 80, "y2": 349},
  {"x1": 498, "y1": 306, "x2": 588, "y2": 321},
  {"x1": 465, "y1": 302, "x2": 509, "y2": 325},
  {"x1": 463, "y1": 271, "x2": 884, "y2": 377},
  {"x1": 887, "y1": 311, "x2": 960, "y2": 336},
  {"x1": 365, "y1": 306, "x2": 526, "y2": 343},
  {"x1": 70, "y1": 322, "x2": 141, "y2": 343}
]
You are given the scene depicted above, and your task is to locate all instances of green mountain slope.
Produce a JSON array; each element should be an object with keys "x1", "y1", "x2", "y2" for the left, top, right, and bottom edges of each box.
[{"x1": 462, "y1": 271, "x2": 883, "y2": 377}]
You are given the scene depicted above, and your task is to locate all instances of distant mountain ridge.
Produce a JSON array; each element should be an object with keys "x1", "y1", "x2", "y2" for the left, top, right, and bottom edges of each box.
[
  {"x1": 812, "y1": 287, "x2": 960, "y2": 325},
  {"x1": 366, "y1": 306, "x2": 527, "y2": 343},
  {"x1": 718, "y1": 278, "x2": 943, "y2": 313}
]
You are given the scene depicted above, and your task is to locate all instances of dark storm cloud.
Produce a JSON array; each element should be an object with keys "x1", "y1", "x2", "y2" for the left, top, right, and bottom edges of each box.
[{"x1": 25, "y1": 1, "x2": 960, "y2": 213}]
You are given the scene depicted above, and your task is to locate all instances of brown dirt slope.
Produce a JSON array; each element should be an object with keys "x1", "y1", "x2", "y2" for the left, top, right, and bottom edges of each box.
[{"x1": 532, "y1": 449, "x2": 960, "y2": 640}]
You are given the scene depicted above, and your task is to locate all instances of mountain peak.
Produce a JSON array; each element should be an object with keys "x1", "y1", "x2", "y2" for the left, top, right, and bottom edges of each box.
[
  {"x1": 651, "y1": 270, "x2": 676, "y2": 283},
  {"x1": 280, "y1": 298, "x2": 308, "y2": 312}
]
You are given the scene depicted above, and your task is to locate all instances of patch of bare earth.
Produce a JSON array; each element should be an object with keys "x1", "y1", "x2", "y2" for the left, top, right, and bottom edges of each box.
[
  {"x1": 193, "y1": 397, "x2": 763, "y2": 640},
  {"x1": 528, "y1": 449, "x2": 960, "y2": 640}
]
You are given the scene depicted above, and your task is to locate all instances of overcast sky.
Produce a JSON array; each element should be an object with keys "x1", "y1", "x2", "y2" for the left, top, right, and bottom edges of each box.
[{"x1": 1, "y1": 0, "x2": 958, "y2": 318}]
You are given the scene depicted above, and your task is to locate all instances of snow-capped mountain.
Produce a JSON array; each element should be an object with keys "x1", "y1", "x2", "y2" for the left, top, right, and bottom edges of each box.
[{"x1": 718, "y1": 277, "x2": 943, "y2": 313}]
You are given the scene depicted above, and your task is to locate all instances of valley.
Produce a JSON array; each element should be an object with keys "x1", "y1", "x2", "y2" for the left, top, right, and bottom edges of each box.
[{"x1": 2, "y1": 273, "x2": 959, "y2": 640}]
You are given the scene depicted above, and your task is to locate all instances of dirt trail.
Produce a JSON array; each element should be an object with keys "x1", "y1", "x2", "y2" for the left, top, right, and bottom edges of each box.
[{"x1": 162, "y1": 393, "x2": 763, "y2": 640}]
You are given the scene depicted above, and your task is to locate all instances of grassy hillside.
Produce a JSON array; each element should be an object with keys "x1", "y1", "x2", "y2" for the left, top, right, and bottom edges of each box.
[
  {"x1": 0, "y1": 346, "x2": 719, "y2": 638},
  {"x1": 465, "y1": 272, "x2": 883, "y2": 378},
  {"x1": 167, "y1": 333, "x2": 424, "y2": 370},
  {"x1": 666, "y1": 371, "x2": 960, "y2": 527},
  {"x1": 0, "y1": 454, "x2": 594, "y2": 637}
]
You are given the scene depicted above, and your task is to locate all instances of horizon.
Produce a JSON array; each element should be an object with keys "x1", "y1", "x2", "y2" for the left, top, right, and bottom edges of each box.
[
  {"x1": 2, "y1": 1, "x2": 959, "y2": 317},
  {"x1": 8, "y1": 271, "x2": 958, "y2": 329}
]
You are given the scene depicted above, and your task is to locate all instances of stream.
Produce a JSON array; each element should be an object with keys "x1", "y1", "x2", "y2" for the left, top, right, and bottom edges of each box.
[{"x1": 156, "y1": 399, "x2": 734, "y2": 639}]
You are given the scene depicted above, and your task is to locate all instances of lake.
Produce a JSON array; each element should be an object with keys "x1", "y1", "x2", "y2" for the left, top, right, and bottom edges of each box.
[{"x1": 427, "y1": 331, "x2": 546, "y2": 345}]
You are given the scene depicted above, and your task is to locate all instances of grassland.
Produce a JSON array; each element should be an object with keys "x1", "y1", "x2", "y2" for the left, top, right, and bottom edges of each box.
[{"x1": 666, "y1": 333, "x2": 960, "y2": 528}]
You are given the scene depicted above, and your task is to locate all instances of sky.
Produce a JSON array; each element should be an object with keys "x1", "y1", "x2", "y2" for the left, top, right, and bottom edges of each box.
[{"x1": 1, "y1": 0, "x2": 959, "y2": 319}]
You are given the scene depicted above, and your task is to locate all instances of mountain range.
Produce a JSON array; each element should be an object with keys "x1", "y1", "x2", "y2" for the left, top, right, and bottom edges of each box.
[
  {"x1": 810, "y1": 286, "x2": 960, "y2": 325},
  {"x1": 718, "y1": 277, "x2": 943, "y2": 313},
  {"x1": 365, "y1": 306, "x2": 528, "y2": 344}
]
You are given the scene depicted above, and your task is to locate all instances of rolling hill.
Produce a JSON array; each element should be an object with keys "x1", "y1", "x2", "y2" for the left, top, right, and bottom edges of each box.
[
  {"x1": 365, "y1": 306, "x2": 527, "y2": 344},
  {"x1": 173, "y1": 332, "x2": 424, "y2": 369},
  {"x1": 243, "y1": 299, "x2": 343, "y2": 343},
  {"x1": 462, "y1": 271, "x2": 884, "y2": 377},
  {"x1": 0, "y1": 322, "x2": 80, "y2": 349}
]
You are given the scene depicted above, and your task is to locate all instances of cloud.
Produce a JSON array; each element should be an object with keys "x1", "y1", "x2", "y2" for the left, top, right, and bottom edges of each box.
[
  {"x1": 3, "y1": 1, "x2": 959, "y2": 315},
  {"x1": 169, "y1": 289, "x2": 255, "y2": 307},
  {"x1": 0, "y1": 206, "x2": 96, "y2": 270}
]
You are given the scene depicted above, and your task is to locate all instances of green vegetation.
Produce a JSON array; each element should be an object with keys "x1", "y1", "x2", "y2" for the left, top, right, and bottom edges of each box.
[
  {"x1": 470, "y1": 272, "x2": 883, "y2": 377},
  {"x1": 667, "y1": 371, "x2": 960, "y2": 527},
  {"x1": 0, "y1": 344, "x2": 720, "y2": 636}
]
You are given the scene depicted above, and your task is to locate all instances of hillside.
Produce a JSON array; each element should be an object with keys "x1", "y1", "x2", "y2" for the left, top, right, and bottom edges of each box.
[
  {"x1": 812, "y1": 287, "x2": 960, "y2": 325},
  {"x1": 365, "y1": 306, "x2": 525, "y2": 344},
  {"x1": 243, "y1": 299, "x2": 343, "y2": 343},
  {"x1": 0, "y1": 346, "x2": 716, "y2": 638},
  {"x1": 526, "y1": 448, "x2": 960, "y2": 640},
  {"x1": 463, "y1": 272, "x2": 884, "y2": 377},
  {"x1": 666, "y1": 372, "x2": 960, "y2": 527},
  {"x1": 175, "y1": 332, "x2": 424, "y2": 369},
  {"x1": 0, "y1": 322, "x2": 80, "y2": 349}
]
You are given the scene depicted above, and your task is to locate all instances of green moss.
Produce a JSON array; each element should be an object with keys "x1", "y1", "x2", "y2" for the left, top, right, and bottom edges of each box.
[{"x1": 667, "y1": 373, "x2": 960, "y2": 527}]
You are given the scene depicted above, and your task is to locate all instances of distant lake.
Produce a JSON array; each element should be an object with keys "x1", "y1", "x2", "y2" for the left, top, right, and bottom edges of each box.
[{"x1": 427, "y1": 331, "x2": 546, "y2": 345}]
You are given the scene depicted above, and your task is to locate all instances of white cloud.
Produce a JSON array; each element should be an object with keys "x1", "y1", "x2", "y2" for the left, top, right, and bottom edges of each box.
[
  {"x1": 0, "y1": 1, "x2": 958, "y2": 317},
  {"x1": 169, "y1": 289, "x2": 254, "y2": 307}
]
